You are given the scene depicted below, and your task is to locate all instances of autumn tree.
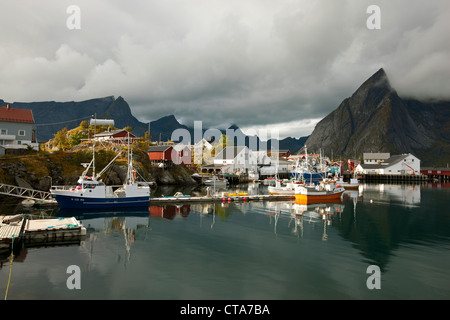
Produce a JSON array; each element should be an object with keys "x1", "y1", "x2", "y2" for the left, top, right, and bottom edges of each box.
[{"x1": 53, "y1": 128, "x2": 70, "y2": 150}]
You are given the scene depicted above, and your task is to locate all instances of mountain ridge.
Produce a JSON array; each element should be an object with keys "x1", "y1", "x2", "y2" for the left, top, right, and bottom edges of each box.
[
  {"x1": 1, "y1": 96, "x2": 306, "y2": 153},
  {"x1": 305, "y1": 68, "x2": 450, "y2": 166}
]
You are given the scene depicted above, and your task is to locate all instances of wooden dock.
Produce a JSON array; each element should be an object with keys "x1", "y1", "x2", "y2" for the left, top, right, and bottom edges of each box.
[
  {"x1": 358, "y1": 173, "x2": 428, "y2": 183},
  {"x1": 151, "y1": 193, "x2": 294, "y2": 204},
  {"x1": 0, "y1": 215, "x2": 25, "y2": 250},
  {"x1": 0, "y1": 215, "x2": 86, "y2": 251},
  {"x1": 22, "y1": 217, "x2": 87, "y2": 247}
]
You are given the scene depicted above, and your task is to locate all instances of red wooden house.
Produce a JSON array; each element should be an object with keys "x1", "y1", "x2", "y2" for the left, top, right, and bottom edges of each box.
[
  {"x1": 148, "y1": 145, "x2": 192, "y2": 165},
  {"x1": 148, "y1": 146, "x2": 174, "y2": 161},
  {"x1": 94, "y1": 129, "x2": 136, "y2": 144}
]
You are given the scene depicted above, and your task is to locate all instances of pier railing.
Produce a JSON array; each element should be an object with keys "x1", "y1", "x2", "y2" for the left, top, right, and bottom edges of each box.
[{"x1": 0, "y1": 183, "x2": 54, "y2": 203}]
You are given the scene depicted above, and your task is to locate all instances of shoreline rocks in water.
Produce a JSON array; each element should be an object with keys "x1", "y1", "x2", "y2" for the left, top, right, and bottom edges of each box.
[{"x1": 0, "y1": 152, "x2": 197, "y2": 192}]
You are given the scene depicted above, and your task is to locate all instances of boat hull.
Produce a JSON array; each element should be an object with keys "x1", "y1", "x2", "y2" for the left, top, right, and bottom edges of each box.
[
  {"x1": 342, "y1": 185, "x2": 359, "y2": 190},
  {"x1": 267, "y1": 187, "x2": 295, "y2": 196},
  {"x1": 290, "y1": 172, "x2": 327, "y2": 182},
  {"x1": 53, "y1": 194, "x2": 150, "y2": 209},
  {"x1": 294, "y1": 189, "x2": 344, "y2": 203}
]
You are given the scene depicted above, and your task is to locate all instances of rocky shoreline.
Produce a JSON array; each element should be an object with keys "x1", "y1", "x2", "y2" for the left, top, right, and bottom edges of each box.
[{"x1": 0, "y1": 152, "x2": 197, "y2": 193}]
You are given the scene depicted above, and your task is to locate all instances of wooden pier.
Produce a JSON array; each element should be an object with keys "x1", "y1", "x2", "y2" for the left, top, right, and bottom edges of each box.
[
  {"x1": 0, "y1": 215, "x2": 86, "y2": 251},
  {"x1": 357, "y1": 173, "x2": 428, "y2": 183},
  {"x1": 0, "y1": 215, "x2": 25, "y2": 251},
  {"x1": 151, "y1": 193, "x2": 294, "y2": 204}
]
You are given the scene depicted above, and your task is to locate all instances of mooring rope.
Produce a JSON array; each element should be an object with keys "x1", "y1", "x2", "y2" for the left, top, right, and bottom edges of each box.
[{"x1": 4, "y1": 235, "x2": 14, "y2": 300}]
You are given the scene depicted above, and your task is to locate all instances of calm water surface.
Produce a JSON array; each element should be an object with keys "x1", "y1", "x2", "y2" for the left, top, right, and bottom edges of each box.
[{"x1": 0, "y1": 183, "x2": 449, "y2": 300}]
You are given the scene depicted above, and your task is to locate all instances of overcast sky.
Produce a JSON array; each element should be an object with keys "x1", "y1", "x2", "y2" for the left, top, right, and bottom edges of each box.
[{"x1": 1, "y1": 0, "x2": 449, "y2": 139}]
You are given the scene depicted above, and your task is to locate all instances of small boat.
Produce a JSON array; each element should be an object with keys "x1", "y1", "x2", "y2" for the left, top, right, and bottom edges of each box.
[
  {"x1": 268, "y1": 180, "x2": 302, "y2": 196},
  {"x1": 21, "y1": 199, "x2": 35, "y2": 207},
  {"x1": 163, "y1": 192, "x2": 191, "y2": 198},
  {"x1": 294, "y1": 179, "x2": 345, "y2": 203},
  {"x1": 248, "y1": 170, "x2": 259, "y2": 182},
  {"x1": 336, "y1": 177, "x2": 359, "y2": 190},
  {"x1": 263, "y1": 177, "x2": 278, "y2": 185},
  {"x1": 204, "y1": 176, "x2": 228, "y2": 186}
]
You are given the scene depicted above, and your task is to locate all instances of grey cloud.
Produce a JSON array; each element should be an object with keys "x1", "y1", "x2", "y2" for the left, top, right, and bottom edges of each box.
[{"x1": 0, "y1": 0, "x2": 449, "y2": 139}]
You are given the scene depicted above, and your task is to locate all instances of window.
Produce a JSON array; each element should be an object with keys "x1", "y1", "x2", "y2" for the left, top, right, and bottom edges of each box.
[
  {"x1": 17, "y1": 141, "x2": 22, "y2": 145},
  {"x1": 0, "y1": 129, "x2": 7, "y2": 135},
  {"x1": 18, "y1": 130, "x2": 26, "y2": 136}
]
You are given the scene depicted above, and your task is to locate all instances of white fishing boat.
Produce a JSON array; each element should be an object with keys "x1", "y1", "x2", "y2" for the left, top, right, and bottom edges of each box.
[
  {"x1": 248, "y1": 170, "x2": 259, "y2": 182},
  {"x1": 336, "y1": 177, "x2": 359, "y2": 190},
  {"x1": 51, "y1": 135, "x2": 150, "y2": 209},
  {"x1": 204, "y1": 176, "x2": 229, "y2": 187},
  {"x1": 268, "y1": 180, "x2": 303, "y2": 196}
]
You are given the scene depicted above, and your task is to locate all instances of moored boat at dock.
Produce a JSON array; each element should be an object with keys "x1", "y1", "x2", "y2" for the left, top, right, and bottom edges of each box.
[
  {"x1": 268, "y1": 180, "x2": 303, "y2": 196},
  {"x1": 204, "y1": 176, "x2": 229, "y2": 187},
  {"x1": 294, "y1": 179, "x2": 345, "y2": 203},
  {"x1": 336, "y1": 177, "x2": 359, "y2": 190},
  {"x1": 51, "y1": 138, "x2": 150, "y2": 209}
]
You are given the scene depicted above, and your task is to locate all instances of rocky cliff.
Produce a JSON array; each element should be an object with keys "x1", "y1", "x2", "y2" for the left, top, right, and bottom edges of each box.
[
  {"x1": 0, "y1": 149, "x2": 196, "y2": 193},
  {"x1": 305, "y1": 68, "x2": 450, "y2": 165}
]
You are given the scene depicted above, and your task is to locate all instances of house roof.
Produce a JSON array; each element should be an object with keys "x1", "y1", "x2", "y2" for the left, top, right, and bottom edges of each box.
[
  {"x1": 94, "y1": 129, "x2": 135, "y2": 137},
  {"x1": 148, "y1": 145, "x2": 173, "y2": 152},
  {"x1": 358, "y1": 163, "x2": 384, "y2": 169},
  {"x1": 215, "y1": 146, "x2": 248, "y2": 160},
  {"x1": 0, "y1": 106, "x2": 34, "y2": 124},
  {"x1": 172, "y1": 144, "x2": 190, "y2": 152},
  {"x1": 359, "y1": 154, "x2": 418, "y2": 169},
  {"x1": 363, "y1": 152, "x2": 390, "y2": 160}
]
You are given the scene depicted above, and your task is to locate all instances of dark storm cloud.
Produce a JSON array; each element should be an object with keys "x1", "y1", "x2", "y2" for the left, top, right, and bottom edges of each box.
[{"x1": 0, "y1": 0, "x2": 449, "y2": 138}]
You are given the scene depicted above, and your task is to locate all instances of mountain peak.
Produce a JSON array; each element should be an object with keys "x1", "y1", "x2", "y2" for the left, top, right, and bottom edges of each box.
[
  {"x1": 349, "y1": 68, "x2": 393, "y2": 105},
  {"x1": 155, "y1": 114, "x2": 179, "y2": 124},
  {"x1": 362, "y1": 68, "x2": 391, "y2": 90}
]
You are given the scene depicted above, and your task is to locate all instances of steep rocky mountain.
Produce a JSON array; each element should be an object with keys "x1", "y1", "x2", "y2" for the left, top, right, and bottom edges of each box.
[
  {"x1": 305, "y1": 68, "x2": 450, "y2": 166},
  {"x1": 1, "y1": 96, "x2": 305, "y2": 153}
]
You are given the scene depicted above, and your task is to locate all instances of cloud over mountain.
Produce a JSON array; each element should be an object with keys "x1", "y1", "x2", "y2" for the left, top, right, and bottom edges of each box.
[{"x1": 1, "y1": 0, "x2": 449, "y2": 138}]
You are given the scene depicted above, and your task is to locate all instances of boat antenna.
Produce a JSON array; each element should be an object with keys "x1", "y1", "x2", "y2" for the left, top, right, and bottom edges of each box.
[{"x1": 93, "y1": 113, "x2": 97, "y2": 179}]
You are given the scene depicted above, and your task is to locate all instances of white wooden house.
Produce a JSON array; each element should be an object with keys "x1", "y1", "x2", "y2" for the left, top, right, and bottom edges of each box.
[
  {"x1": 193, "y1": 138, "x2": 214, "y2": 164},
  {"x1": 252, "y1": 150, "x2": 271, "y2": 166},
  {"x1": 213, "y1": 146, "x2": 257, "y2": 173},
  {"x1": 356, "y1": 153, "x2": 420, "y2": 175},
  {"x1": 363, "y1": 153, "x2": 391, "y2": 164},
  {"x1": 0, "y1": 104, "x2": 38, "y2": 151}
]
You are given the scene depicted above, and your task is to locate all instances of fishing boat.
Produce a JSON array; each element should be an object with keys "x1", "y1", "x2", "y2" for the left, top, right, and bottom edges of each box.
[
  {"x1": 290, "y1": 145, "x2": 328, "y2": 183},
  {"x1": 204, "y1": 176, "x2": 229, "y2": 187},
  {"x1": 268, "y1": 180, "x2": 303, "y2": 196},
  {"x1": 51, "y1": 138, "x2": 150, "y2": 209},
  {"x1": 336, "y1": 177, "x2": 359, "y2": 190},
  {"x1": 294, "y1": 179, "x2": 345, "y2": 203},
  {"x1": 248, "y1": 170, "x2": 259, "y2": 182}
]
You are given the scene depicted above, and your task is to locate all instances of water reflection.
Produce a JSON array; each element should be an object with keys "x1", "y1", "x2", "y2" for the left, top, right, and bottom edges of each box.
[
  {"x1": 359, "y1": 183, "x2": 421, "y2": 207},
  {"x1": 1, "y1": 183, "x2": 450, "y2": 299}
]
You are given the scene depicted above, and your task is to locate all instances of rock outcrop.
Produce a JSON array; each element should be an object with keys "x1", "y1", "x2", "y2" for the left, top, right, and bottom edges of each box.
[{"x1": 305, "y1": 68, "x2": 450, "y2": 165}]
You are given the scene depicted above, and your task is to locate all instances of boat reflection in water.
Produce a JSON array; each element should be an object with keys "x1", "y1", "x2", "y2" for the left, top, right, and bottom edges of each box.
[{"x1": 263, "y1": 197, "x2": 346, "y2": 240}]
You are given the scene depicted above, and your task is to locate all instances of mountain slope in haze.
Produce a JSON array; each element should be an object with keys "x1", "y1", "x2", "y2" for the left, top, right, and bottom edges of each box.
[
  {"x1": 1, "y1": 96, "x2": 305, "y2": 153},
  {"x1": 305, "y1": 68, "x2": 450, "y2": 166},
  {"x1": 0, "y1": 96, "x2": 148, "y2": 141}
]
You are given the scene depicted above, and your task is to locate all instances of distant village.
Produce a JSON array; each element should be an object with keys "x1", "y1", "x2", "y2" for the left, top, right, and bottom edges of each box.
[{"x1": 1, "y1": 104, "x2": 449, "y2": 182}]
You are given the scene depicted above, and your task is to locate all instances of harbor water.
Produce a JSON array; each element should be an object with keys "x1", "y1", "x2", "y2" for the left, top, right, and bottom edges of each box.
[{"x1": 0, "y1": 182, "x2": 449, "y2": 300}]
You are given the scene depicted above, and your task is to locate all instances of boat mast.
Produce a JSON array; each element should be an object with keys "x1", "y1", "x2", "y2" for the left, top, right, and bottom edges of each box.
[{"x1": 93, "y1": 113, "x2": 96, "y2": 179}]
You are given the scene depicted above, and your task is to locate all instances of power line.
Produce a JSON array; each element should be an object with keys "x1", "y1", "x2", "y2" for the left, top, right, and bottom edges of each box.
[{"x1": 35, "y1": 115, "x2": 94, "y2": 126}]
